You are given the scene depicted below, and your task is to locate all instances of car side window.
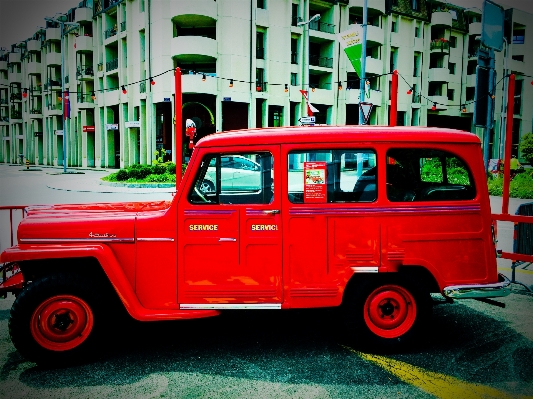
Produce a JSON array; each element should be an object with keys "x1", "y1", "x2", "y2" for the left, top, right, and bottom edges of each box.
[
  {"x1": 189, "y1": 152, "x2": 274, "y2": 205},
  {"x1": 386, "y1": 148, "x2": 476, "y2": 202},
  {"x1": 288, "y1": 149, "x2": 377, "y2": 203}
]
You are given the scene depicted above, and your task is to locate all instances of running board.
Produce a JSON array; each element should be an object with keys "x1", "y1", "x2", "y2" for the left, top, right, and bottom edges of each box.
[{"x1": 180, "y1": 303, "x2": 282, "y2": 310}]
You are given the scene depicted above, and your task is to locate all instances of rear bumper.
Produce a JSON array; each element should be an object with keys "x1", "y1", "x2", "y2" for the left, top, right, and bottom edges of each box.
[{"x1": 443, "y1": 273, "x2": 511, "y2": 299}]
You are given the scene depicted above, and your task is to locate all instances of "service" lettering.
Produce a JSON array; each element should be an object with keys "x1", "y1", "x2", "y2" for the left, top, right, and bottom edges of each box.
[
  {"x1": 189, "y1": 224, "x2": 218, "y2": 231},
  {"x1": 251, "y1": 224, "x2": 278, "y2": 231}
]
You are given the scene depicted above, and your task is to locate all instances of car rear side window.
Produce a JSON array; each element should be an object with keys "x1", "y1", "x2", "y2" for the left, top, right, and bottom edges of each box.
[
  {"x1": 386, "y1": 148, "x2": 476, "y2": 202},
  {"x1": 287, "y1": 149, "x2": 377, "y2": 203},
  {"x1": 189, "y1": 152, "x2": 273, "y2": 205}
]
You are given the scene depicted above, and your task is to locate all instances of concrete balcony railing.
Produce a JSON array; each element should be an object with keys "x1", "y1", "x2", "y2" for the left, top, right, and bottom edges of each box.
[
  {"x1": 75, "y1": 7, "x2": 93, "y2": 23},
  {"x1": 27, "y1": 40, "x2": 41, "y2": 52},
  {"x1": 348, "y1": 0, "x2": 385, "y2": 15},
  {"x1": 306, "y1": 87, "x2": 333, "y2": 106},
  {"x1": 27, "y1": 61, "x2": 42, "y2": 75},
  {"x1": 428, "y1": 95, "x2": 448, "y2": 110},
  {"x1": 8, "y1": 52, "x2": 21, "y2": 63},
  {"x1": 428, "y1": 67, "x2": 449, "y2": 82},
  {"x1": 469, "y1": 22, "x2": 481, "y2": 36},
  {"x1": 170, "y1": 0, "x2": 217, "y2": 21},
  {"x1": 431, "y1": 11, "x2": 452, "y2": 27},
  {"x1": 46, "y1": 52, "x2": 62, "y2": 66},
  {"x1": 46, "y1": 27, "x2": 61, "y2": 41},
  {"x1": 182, "y1": 73, "x2": 217, "y2": 95},
  {"x1": 366, "y1": 25, "x2": 384, "y2": 46},
  {"x1": 75, "y1": 35, "x2": 94, "y2": 53},
  {"x1": 345, "y1": 88, "x2": 382, "y2": 106},
  {"x1": 171, "y1": 36, "x2": 217, "y2": 61},
  {"x1": 365, "y1": 57, "x2": 384, "y2": 75},
  {"x1": 8, "y1": 73, "x2": 22, "y2": 83}
]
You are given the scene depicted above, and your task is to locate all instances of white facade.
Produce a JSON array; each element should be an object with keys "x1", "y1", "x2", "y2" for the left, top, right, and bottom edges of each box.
[{"x1": 0, "y1": 0, "x2": 532, "y2": 168}]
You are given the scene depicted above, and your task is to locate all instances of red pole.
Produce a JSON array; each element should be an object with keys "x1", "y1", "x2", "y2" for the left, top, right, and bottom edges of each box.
[
  {"x1": 175, "y1": 67, "x2": 182, "y2": 189},
  {"x1": 502, "y1": 73, "x2": 515, "y2": 215},
  {"x1": 390, "y1": 70, "x2": 398, "y2": 126}
]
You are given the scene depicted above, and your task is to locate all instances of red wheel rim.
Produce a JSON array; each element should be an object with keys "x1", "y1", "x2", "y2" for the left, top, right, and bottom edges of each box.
[
  {"x1": 363, "y1": 285, "x2": 417, "y2": 339},
  {"x1": 30, "y1": 295, "x2": 94, "y2": 351}
]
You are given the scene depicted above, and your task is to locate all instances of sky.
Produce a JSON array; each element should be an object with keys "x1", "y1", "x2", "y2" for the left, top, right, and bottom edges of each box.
[{"x1": 1, "y1": 0, "x2": 533, "y2": 49}]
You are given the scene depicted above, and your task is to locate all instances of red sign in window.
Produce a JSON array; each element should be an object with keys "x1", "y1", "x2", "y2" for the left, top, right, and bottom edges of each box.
[{"x1": 304, "y1": 162, "x2": 327, "y2": 203}]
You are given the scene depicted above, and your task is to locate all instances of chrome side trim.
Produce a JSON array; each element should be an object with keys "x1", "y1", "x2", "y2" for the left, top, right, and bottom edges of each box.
[
  {"x1": 218, "y1": 238, "x2": 237, "y2": 242},
  {"x1": 19, "y1": 238, "x2": 135, "y2": 243},
  {"x1": 350, "y1": 266, "x2": 379, "y2": 273},
  {"x1": 136, "y1": 238, "x2": 175, "y2": 242},
  {"x1": 180, "y1": 303, "x2": 282, "y2": 310},
  {"x1": 443, "y1": 273, "x2": 511, "y2": 299}
]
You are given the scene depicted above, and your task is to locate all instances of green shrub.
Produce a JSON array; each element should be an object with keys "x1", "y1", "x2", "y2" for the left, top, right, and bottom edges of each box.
[
  {"x1": 116, "y1": 169, "x2": 129, "y2": 181},
  {"x1": 520, "y1": 132, "x2": 533, "y2": 165},
  {"x1": 487, "y1": 173, "x2": 533, "y2": 199},
  {"x1": 153, "y1": 164, "x2": 166, "y2": 175},
  {"x1": 166, "y1": 162, "x2": 176, "y2": 175}
]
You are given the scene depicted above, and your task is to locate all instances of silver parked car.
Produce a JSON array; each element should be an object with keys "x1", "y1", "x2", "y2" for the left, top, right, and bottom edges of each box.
[{"x1": 200, "y1": 155, "x2": 262, "y2": 193}]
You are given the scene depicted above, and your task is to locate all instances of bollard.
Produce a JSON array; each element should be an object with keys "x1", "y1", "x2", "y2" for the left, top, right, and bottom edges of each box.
[{"x1": 25, "y1": 159, "x2": 30, "y2": 170}]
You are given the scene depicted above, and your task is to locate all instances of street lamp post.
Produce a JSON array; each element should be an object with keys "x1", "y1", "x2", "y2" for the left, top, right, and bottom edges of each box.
[
  {"x1": 45, "y1": 14, "x2": 78, "y2": 173},
  {"x1": 298, "y1": 13, "x2": 320, "y2": 118}
]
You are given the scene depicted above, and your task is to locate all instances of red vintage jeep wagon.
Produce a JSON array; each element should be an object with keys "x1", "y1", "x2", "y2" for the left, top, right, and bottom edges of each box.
[{"x1": 0, "y1": 126, "x2": 510, "y2": 366}]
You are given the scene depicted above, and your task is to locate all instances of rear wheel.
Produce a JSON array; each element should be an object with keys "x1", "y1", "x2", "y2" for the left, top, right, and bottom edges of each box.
[
  {"x1": 9, "y1": 273, "x2": 106, "y2": 367},
  {"x1": 344, "y1": 277, "x2": 431, "y2": 349}
]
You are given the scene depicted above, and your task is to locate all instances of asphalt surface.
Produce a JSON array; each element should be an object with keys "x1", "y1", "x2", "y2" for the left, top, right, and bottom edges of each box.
[{"x1": 0, "y1": 163, "x2": 532, "y2": 398}]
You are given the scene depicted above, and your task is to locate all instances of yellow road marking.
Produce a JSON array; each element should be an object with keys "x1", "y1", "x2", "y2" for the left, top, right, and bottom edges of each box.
[
  {"x1": 342, "y1": 346, "x2": 533, "y2": 399},
  {"x1": 498, "y1": 267, "x2": 533, "y2": 275}
]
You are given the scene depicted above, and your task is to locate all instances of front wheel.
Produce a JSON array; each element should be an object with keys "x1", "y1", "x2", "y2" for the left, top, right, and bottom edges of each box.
[
  {"x1": 9, "y1": 273, "x2": 106, "y2": 367},
  {"x1": 343, "y1": 278, "x2": 431, "y2": 349}
]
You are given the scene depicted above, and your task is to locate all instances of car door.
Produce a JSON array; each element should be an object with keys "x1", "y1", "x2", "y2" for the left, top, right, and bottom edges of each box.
[{"x1": 178, "y1": 145, "x2": 282, "y2": 308}]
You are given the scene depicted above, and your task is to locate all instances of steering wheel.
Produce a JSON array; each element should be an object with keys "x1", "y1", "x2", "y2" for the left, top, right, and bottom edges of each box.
[{"x1": 194, "y1": 185, "x2": 209, "y2": 203}]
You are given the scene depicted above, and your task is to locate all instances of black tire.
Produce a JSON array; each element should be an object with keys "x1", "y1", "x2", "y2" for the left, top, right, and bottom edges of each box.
[
  {"x1": 9, "y1": 273, "x2": 108, "y2": 367},
  {"x1": 342, "y1": 276, "x2": 431, "y2": 350}
]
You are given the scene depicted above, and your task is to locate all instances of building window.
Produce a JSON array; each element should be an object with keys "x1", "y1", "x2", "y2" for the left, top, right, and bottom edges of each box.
[
  {"x1": 514, "y1": 79, "x2": 523, "y2": 115},
  {"x1": 411, "y1": 0, "x2": 419, "y2": 11},
  {"x1": 390, "y1": 47, "x2": 398, "y2": 72},
  {"x1": 391, "y1": 20, "x2": 397, "y2": 33},
  {"x1": 256, "y1": 68, "x2": 266, "y2": 92},
  {"x1": 512, "y1": 25, "x2": 525, "y2": 44},
  {"x1": 413, "y1": 52, "x2": 421, "y2": 77},
  {"x1": 292, "y1": 4, "x2": 300, "y2": 26},
  {"x1": 512, "y1": 55, "x2": 524, "y2": 62},
  {"x1": 397, "y1": 111, "x2": 406, "y2": 126},
  {"x1": 291, "y1": 38, "x2": 298, "y2": 64},
  {"x1": 466, "y1": 87, "x2": 475, "y2": 101},
  {"x1": 257, "y1": 0, "x2": 265, "y2": 9},
  {"x1": 291, "y1": 73, "x2": 298, "y2": 86},
  {"x1": 411, "y1": 108, "x2": 419, "y2": 126},
  {"x1": 412, "y1": 84, "x2": 419, "y2": 103},
  {"x1": 447, "y1": 89, "x2": 454, "y2": 101},
  {"x1": 448, "y1": 62, "x2": 456, "y2": 74},
  {"x1": 256, "y1": 31, "x2": 265, "y2": 59},
  {"x1": 415, "y1": 26, "x2": 420, "y2": 38},
  {"x1": 449, "y1": 36, "x2": 457, "y2": 48},
  {"x1": 139, "y1": 0, "x2": 144, "y2": 12}
]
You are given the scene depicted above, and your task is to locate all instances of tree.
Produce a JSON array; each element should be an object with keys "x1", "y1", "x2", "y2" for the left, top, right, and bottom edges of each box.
[{"x1": 520, "y1": 132, "x2": 533, "y2": 165}]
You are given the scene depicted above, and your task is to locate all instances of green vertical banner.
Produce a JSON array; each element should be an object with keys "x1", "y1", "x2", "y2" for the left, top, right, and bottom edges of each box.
[{"x1": 337, "y1": 24, "x2": 363, "y2": 78}]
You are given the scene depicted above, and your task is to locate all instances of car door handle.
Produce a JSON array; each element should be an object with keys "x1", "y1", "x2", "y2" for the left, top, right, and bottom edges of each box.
[
  {"x1": 264, "y1": 210, "x2": 280, "y2": 215},
  {"x1": 219, "y1": 238, "x2": 237, "y2": 242}
]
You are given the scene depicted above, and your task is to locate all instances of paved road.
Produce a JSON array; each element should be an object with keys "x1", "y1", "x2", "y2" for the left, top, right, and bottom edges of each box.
[{"x1": 0, "y1": 163, "x2": 532, "y2": 398}]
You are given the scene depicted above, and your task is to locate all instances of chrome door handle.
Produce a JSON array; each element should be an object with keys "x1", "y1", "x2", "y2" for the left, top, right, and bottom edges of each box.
[
  {"x1": 219, "y1": 238, "x2": 236, "y2": 242},
  {"x1": 264, "y1": 209, "x2": 280, "y2": 215}
]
